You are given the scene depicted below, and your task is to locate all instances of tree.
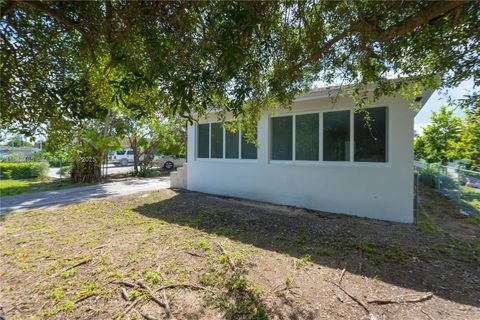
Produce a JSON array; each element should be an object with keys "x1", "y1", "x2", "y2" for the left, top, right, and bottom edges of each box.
[
  {"x1": 450, "y1": 98, "x2": 480, "y2": 169},
  {"x1": 6, "y1": 136, "x2": 32, "y2": 148},
  {"x1": 414, "y1": 106, "x2": 463, "y2": 165},
  {"x1": 1, "y1": 1, "x2": 479, "y2": 138}
]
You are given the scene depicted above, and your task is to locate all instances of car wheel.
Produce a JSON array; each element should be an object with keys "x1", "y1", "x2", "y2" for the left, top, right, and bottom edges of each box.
[
  {"x1": 120, "y1": 158, "x2": 128, "y2": 166},
  {"x1": 164, "y1": 161, "x2": 174, "y2": 170}
]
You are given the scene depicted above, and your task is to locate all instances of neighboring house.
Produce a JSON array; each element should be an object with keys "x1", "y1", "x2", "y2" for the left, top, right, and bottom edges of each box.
[
  {"x1": 0, "y1": 146, "x2": 40, "y2": 160},
  {"x1": 174, "y1": 84, "x2": 432, "y2": 223}
]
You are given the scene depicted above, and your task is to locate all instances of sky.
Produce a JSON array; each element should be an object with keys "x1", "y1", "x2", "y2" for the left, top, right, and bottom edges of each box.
[{"x1": 414, "y1": 79, "x2": 476, "y2": 134}]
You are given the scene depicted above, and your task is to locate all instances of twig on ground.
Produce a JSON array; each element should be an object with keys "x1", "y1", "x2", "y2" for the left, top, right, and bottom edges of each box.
[
  {"x1": 63, "y1": 258, "x2": 92, "y2": 272},
  {"x1": 155, "y1": 283, "x2": 208, "y2": 292},
  {"x1": 74, "y1": 294, "x2": 95, "y2": 304},
  {"x1": 139, "y1": 311, "x2": 159, "y2": 320},
  {"x1": 329, "y1": 281, "x2": 370, "y2": 315},
  {"x1": 161, "y1": 289, "x2": 173, "y2": 320},
  {"x1": 121, "y1": 288, "x2": 130, "y2": 301},
  {"x1": 216, "y1": 241, "x2": 235, "y2": 270},
  {"x1": 421, "y1": 309, "x2": 435, "y2": 320},
  {"x1": 185, "y1": 251, "x2": 204, "y2": 258},
  {"x1": 339, "y1": 267, "x2": 347, "y2": 285},
  {"x1": 367, "y1": 292, "x2": 433, "y2": 305},
  {"x1": 112, "y1": 280, "x2": 136, "y2": 288},
  {"x1": 116, "y1": 298, "x2": 141, "y2": 320},
  {"x1": 136, "y1": 281, "x2": 174, "y2": 319}
]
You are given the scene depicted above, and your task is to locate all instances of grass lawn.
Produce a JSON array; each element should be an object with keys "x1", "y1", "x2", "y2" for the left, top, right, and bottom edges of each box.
[
  {"x1": 461, "y1": 185, "x2": 480, "y2": 211},
  {"x1": 1, "y1": 185, "x2": 479, "y2": 319},
  {"x1": 0, "y1": 178, "x2": 91, "y2": 197}
]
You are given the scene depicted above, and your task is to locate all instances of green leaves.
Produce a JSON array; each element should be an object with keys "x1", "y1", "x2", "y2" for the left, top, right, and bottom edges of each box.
[{"x1": 1, "y1": 1, "x2": 478, "y2": 138}]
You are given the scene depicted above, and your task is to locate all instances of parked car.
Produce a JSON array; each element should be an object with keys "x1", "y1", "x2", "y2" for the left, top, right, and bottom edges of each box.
[
  {"x1": 465, "y1": 180, "x2": 480, "y2": 189},
  {"x1": 109, "y1": 150, "x2": 156, "y2": 167},
  {"x1": 110, "y1": 150, "x2": 134, "y2": 166},
  {"x1": 156, "y1": 155, "x2": 186, "y2": 170}
]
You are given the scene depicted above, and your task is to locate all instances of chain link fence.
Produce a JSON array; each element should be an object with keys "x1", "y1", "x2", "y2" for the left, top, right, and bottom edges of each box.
[
  {"x1": 1, "y1": 154, "x2": 173, "y2": 181},
  {"x1": 415, "y1": 161, "x2": 480, "y2": 216}
]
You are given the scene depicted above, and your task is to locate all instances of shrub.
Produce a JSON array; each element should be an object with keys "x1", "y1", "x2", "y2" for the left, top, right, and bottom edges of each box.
[
  {"x1": 30, "y1": 162, "x2": 49, "y2": 179},
  {"x1": 0, "y1": 162, "x2": 50, "y2": 179},
  {"x1": 418, "y1": 165, "x2": 437, "y2": 188}
]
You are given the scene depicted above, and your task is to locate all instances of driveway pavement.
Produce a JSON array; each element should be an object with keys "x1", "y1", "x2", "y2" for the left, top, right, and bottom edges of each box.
[{"x1": 0, "y1": 177, "x2": 170, "y2": 214}]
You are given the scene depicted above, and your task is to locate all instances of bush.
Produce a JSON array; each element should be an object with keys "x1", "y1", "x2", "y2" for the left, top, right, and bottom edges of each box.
[
  {"x1": 418, "y1": 165, "x2": 437, "y2": 188},
  {"x1": 0, "y1": 162, "x2": 50, "y2": 179}
]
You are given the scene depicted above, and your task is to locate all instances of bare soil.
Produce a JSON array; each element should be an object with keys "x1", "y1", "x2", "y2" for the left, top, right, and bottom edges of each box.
[{"x1": 0, "y1": 183, "x2": 479, "y2": 319}]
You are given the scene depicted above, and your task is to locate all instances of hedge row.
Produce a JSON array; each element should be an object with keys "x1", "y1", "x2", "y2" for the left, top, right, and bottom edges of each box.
[{"x1": 0, "y1": 162, "x2": 50, "y2": 179}]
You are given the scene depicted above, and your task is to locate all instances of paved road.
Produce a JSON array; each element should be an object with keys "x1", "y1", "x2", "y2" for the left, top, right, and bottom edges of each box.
[{"x1": 0, "y1": 177, "x2": 170, "y2": 214}]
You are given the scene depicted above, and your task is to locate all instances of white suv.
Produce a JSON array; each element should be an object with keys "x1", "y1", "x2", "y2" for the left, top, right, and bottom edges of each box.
[{"x1": 110, "y1": 150, "x2": 134, "y2": 166}]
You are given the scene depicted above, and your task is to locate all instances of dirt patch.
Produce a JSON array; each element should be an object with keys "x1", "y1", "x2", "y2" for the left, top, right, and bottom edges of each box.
[{"x1": 0, "y1": 185, "x2": 479, "y2": 319}]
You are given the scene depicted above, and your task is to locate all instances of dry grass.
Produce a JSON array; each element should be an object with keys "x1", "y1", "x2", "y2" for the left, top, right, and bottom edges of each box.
[{"x1": 0, "y1": 185, "x2": 479, "y2": 319}]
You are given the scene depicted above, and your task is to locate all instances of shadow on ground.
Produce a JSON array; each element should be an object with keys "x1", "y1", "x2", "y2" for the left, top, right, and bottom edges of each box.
[{"x1": 132, "y1": 185, "x2": 480, "y2": 308}]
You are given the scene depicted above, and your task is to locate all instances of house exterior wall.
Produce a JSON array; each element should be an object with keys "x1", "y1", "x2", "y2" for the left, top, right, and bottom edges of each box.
[{"x1": 186, "y1": 93, "x2": 415, "y2": 223}]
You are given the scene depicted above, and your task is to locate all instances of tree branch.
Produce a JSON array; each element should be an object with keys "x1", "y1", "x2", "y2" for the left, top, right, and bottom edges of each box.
[
  {"x1": 299, "y1": 0, "x2": 468, "y2": 70},
  {"x1": 20, "y1": 0, "x2": 96, "y2": 57}
]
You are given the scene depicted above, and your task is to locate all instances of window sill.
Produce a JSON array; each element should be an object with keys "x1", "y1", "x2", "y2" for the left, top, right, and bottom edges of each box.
[
  {"x1": 269, "y1": 160, "x2": 391, "y2": 168},
  {"x1": 195, "y1": 158, "x2": 258, "y2": 164}
]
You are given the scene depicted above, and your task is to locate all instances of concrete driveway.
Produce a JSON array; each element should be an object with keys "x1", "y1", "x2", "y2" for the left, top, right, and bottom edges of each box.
[{"x1": 0, "y1": 177, "x2": 170, "y2": 215}]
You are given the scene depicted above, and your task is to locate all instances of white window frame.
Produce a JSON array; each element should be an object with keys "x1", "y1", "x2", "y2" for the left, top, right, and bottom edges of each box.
[
  {"x1": 269, "y1": 106, "x2": 390, "y2": 167},
  {"x1": 195, "y1": 122, "x2": 258, "y2": 163}
]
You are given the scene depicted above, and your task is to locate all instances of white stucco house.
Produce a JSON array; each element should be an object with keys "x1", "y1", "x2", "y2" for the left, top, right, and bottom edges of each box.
[{"x1": 171, "y1": 84, "x2": 431, "y2": 223}]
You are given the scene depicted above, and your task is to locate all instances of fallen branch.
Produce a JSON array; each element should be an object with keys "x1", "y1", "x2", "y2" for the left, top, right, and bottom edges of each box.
[
  {"x1": 338, "y1": 267, "x2": 347, "y2": 285},
  {"x1": 121, "y1": 288, "x2": 130, "y2": 301},
  {"x1": 185, "y1": 251, "x2": 204, "y2": 258},
  {"x1": 140, "y1": 312, "x2": 159, "y2": 320},
  {"x1": 155, "y1": 283, "x2": 208, "y2": 292},
  {"x1": 112, "y1": 280, "x2": 136, "y2": 288},
  {"x1": 367, "y1": 292, "x2": 433, "y2": 305},
  {"x1": 116, "y1": 298, "x2": 141, "y2": 320},
  {"x1": 63, "y1": 258, "x2": 92, "y2": 272},
  {"x1": 216, "y1": 241, "x2": 235, "y2": 271},
  {"x1": 74, "y1": 294, "x2": 95, "y2": 304},
  {"x1": 329, "y1": 281, "x2": 370, "y2": 315},
  {"x1": 136, "y1": 281, "x2": 174, "y2": 319}
]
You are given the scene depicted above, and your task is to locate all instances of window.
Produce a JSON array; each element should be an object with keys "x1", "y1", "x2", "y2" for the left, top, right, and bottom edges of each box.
[
  {"x1": 354, "y1": 107, "x2": 387, "y2": 162},
  {"x1": 323, "y1": 110, "x2": 350, "y2": 161},
  {"x1": 225, "y1": 129, "x2": 239, "y2": 159},
  {"x1": 295, "y1": 113, "x2": 319, "y2": 161},
  {"x1": 197, "y1": 124, "x2": 209, "y2": 158},
  {"x1": 271, "y1": 116, "x2": 293, "y2": 160},
  {"x1": 210, "y1": 123, "x2": 223, "y2": 158},
  {"x1": 127, "y1": 150, "x2": 134, "y2": 155},
  {"x1": 241, "y1": 134, "x2": 257, "y2": 159},
  {"x1": 197, "y1": 123, "x2": 257, "y2": 160}
]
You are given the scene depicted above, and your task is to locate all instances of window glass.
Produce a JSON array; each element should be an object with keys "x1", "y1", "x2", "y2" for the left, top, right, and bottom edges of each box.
[
  {"x1": 197, "y1": 124, "x2": 209, "y2": 158},
  {"x1": 225, "y1": 128, "x2": 239, "y2": 159},
  {"x1": 210, "y1": 123, "x2": 223, "y2": 158},
  {"x1": 354, "y1": 107, "x2": 387, "y2": 162},
  {"x1": 323, "y1": 110, "x2": 350, "y2": 161},
  {"x1": 241, "y1": 133, "x2": 257, "y2": 159},
  {"x1": 127, "y1": 150, "x2": 134, "y2": 155},
  {"x1": 116, "y1": 150, "x2": 125, "y2": 155},
  {"x1": 271, "y1": 116, "x2": 293, "y2": 160},
  {"x1": 295, "y1": 113, "x2": 319, "y2": 161}
]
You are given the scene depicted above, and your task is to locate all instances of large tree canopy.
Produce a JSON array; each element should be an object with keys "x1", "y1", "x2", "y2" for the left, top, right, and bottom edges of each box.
[{"x1": 1, "y1": 0, "x2": 479, "y2": 136}]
